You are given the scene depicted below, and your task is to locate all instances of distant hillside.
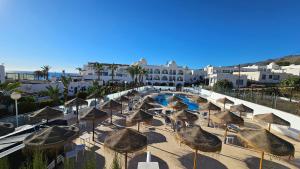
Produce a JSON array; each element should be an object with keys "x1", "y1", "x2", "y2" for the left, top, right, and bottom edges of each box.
[{"x1": 237, "y1": 54, "x2": 300, "y2": 67}]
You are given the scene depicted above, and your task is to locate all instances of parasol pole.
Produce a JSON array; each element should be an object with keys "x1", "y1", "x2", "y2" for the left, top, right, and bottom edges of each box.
[
  {"x1": 268, "y1": 123, "x2": 271, "y2": 131},
  {"x1": 207, "y1": 109, "x2": 211, "y2": 127},
  {"x1": 193, "y1": 149, "x2": 198, "y2": 169},
  {"x1": 92, "y1": 119, "x2": 95, "y2": 141},
  {"x1": 137, "y1": 122, "x2": 140, "y2": 132},
  {"x1": 259, "y1": 151, "x2": 264, "y2": 169},
  {"x1": 224, "y1": 124, "x2": 228, "y2": 144},
  {"x1": 125, "y1": 152, "x2": 128, "y2": 169}
]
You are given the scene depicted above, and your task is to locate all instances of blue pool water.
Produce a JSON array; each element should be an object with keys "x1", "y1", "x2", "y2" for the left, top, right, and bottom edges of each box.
[{"x1": 155, "y1": 94, "x2": 199, "y2": 111}]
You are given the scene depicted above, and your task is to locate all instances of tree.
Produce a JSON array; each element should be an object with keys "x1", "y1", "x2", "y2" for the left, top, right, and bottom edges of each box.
[
  {"x1": 46, "y1": 85, "x2": 60, "y2": 105},
  {"x1": 213, "y1": 79, "x2": 233, "y2": 92},
  {"x1": 138, "y1": 68, "x2": 148, "y2": 85},
  {"x1": 110, "y1": 153, "x2": 122, "y2": 169},
  {"x1": 126, "y1": 65, "x2": 141, "y2": 87},
  {"x1": 41, "y1": 65, "x2": 51, "y2": 80},
  {"x1": 93, "y1": 62, "x2": 104, "y2": 81},
  {"x1": 61, "y1": 76, "x2": 72, "y2": 103},
  {"x1": 280, "y1": 76, "x2": 300, "y2": 102},
  {"x1": 34, "y1": 70, "x2": 43, "y2": 80},
  {"x1": 76, "y1": 67, "x2": 82, "y2": 75},
  {"x1": 0, "y1": 82, "x2": 21, "y2": 96},
  {"x1": 108, "y1": 63, "x2": 118, "y2": 86}
]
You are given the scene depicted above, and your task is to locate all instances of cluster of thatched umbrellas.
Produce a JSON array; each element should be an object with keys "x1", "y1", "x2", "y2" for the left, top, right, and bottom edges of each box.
[{"x1": 18, "y1": 92, "x2": 295, "y2": 169}]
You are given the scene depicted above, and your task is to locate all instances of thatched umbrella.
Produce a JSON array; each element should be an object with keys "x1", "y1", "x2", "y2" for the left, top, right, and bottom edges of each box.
[
  {"x1": 29, "y1": 106, "x2": 63, "y2": 123},
  {"x1": 139, "y1": 102, "x2": 155, "y2": 110},
  {"x1": 87, "y1": 91, "x2": 104, "y2": 108},
  {"x1": 104, "y1": 128, "x2": 147, "y2": 169},
  {"x1": 65, "y1": 97, "x2": 88, "y2": 123},
  {"x1": 168, "y1": 95, "x2": 183, "y2": 102},
  {"x1": 230, "y1": 104, "x2": 253, "y2": 117},
  {"x1": 130, "y1": 89, "x2": 140, "y2": 96},
  {"x1": 169, "y1": 101, "x2": 188, "y2": 111},
  {"x1": 254, "y1": 113, "x2": 290, "y2": 131},
  {"x1": 101, "y1": 100, "x2": 122, "y2": 124},
  {"x1": 177, "y1": 125, "x2": 222, "y2": 169},
  {"x1": 126, "y1": 92, "x2": 135, "y2": 98},
  {"x1": 237, "y1": 129, "x2": 295, "y2": 169},
  {"x1": 0, "y1": 122, "x2": 14, "y2": 137},
  {"x1": 211, "y1": 110, "x2": 244, "y2": 143},
  {"x1": 127, "y1": 109, "x2": 153, "y2": 131},
  {"x1": 202, "y1": 102, "x2": 221, "y2": 127},
  {"x1": 193, "y1": 96, "x2": 208, "y2": 104},
  {"x1": 118, "y1": 95, "x2": 130, "y2": 114},
  {"x1": 24, "y1": 125, "x2": 79, "y2": 166},
  {"x1": 171, "y1": 110, "x2": 199, "y2": 124},
  {"x1": 216, "y1": 97, "x2": 234, "y2": 110},
  {"x1": 80, "y1": 108, "x2": 108, "y2": 141},
  {"x1": 143, "y1": 96, "x2": 156, "y2": 103}
]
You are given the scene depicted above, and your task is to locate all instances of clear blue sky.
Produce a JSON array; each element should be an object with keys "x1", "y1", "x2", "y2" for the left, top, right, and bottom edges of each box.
[{"x1": 0, "y1": 0, "x2": 300, "y2": 72}]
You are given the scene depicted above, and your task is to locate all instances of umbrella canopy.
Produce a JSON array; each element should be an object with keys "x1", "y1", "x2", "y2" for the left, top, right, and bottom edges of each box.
[
  {"x1": 202, "y1": 102, "x2": 221, "y2": 111},
  {"x1": 119, "y1": 95, "x2": 130, "y2": 103},
  {"x1": 101, "y1": 100, "x2": 122, "y2": 111},
  {"x1": 104, "y1": 128, "x2": 147, "y2": 153},
  {"x1": 237, "y1": 129, "x2": 295, "y2": 156},
  {"x1": 128, "y1": 110, "x2": 153, "y2": 124},
  {"x1": 143, "y1": 96, "x2": 156, "y2": 103},
  {"x1": 216, "y1": 97, "x2": 234, "y2": 105},
  {"x1": 65, "y1": 97, "x2": 88, "y2": 107},
  {"x1": 0, "y1": 122, "x2": 15, "y2": 137},
  {"x1": 177, "y1": 125, "x2": 222, "y2": 152},
  {"x1": 130, "y1": 89, "x2": 140, "y2": 96},
  {"x1": 211, "y1": 111, "x2": 244, "y2": 125},
  {"x1": 168, "y1": 95, "x2": 183, "y2": 102},
  {"x1": 80, "y1": 107, "x2": 108, "y2": 121},
  {"x1": 193, "y1": 96, "x2": 207, "y2": 104},
  {"x1": 139, "y1": 102, "x2": 155, "y2": 110},
  {"x1": 230, "y1": 104, "x2": 253, "y2": 116},
  {"x1": 29, "y1": 106, "x2": 63, "y2": 122},
  {"x1": 170, "y1": 101, "x2": 188, "y2": 110},
  {"x1": 171, "y1": 110, "x2": 199, "y2": 123},
  {"x1": 126, "y1": 92, "x2": 135, "y2": 98},
  {"x1": 24, "y1": 126, "x2": 79, "y2": 149},
  {"x1": 254, "y1": 113, "x2": 290, "y2": 127}
]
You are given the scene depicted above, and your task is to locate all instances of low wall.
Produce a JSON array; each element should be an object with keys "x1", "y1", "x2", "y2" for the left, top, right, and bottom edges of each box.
[{"x1": 186, "y1": 87, "x2": 300, "y2": 131}]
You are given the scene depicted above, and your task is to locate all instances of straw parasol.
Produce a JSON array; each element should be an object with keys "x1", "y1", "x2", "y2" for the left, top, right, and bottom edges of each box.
[
  {"x1": 168, "y1": 95, "x2": 183, "y2": 102},
  {"x1": 65, "y1": 97, "x2": 88, "y2": 123},
  {"x1": 118, "y1": 95, "x2": 130, "y2": 114},
  {"x1": 202, "y1": 102, "x2": 221, "y2": 127},
  {"x1": 29, "y1": 106, "x2": 63, "y2": 123},
  {"x1": 211, "y1": 110, "x2": 244, "y2": 143},
  {"x1": 176, "y1": 125, "x2": 222, "y2": 169},
  {"x1": 216, "y1": 97, "x2": 234, "y2": 110},
  {"x1": 0, "y1": 122, "x2": 14, "y2": 137},
  {"x1": 230, "y1": 104, "x2": 253, "y2": 117},
  {"x1": 254, "y1": 113, "x2": 290, "y2": 131},
  {"x1": 80, "y1": 107, "x2": 108, "y2": 141},
  {"x1": 193, "y1": 96, "x2": 208, "y2": 104},
  {"x1": 101, "y1": 100, "x2": 122, "y2": 124},
  {"x1": 142, "y1": 96, "x2": 156, "y2": 103},
  {"x1": 104, "y1": 128, "x2": 147, "y2": 169},
  {"x1": 127, "y1": 109, "x2": 153, "y2": 131},
  {"x1": 139, "y1": 102, "x2": 155, "y2": 110},
  {"x1": 237, "y1": 129, "x2": 295, "y2": 169},
  {"x1": 171, "y1": 110, "x2": 199, "y2": 124},
  {"x1": 24, "y1": 125, "x2": 79, "y2": 167},
  {"x1": 169, "y1": 101, "x2": 188, "y2": 111},
  {"x1": 126, "y1": 92, "x2": 135, "y2": 98},
  {"x1": 130, "y1": 89, "x2": 140, "y2": 96}
]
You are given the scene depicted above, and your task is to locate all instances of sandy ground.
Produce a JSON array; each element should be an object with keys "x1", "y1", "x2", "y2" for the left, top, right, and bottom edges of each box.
[{"x1": 70, "y1": 93, "x2": 300, "y2": 169}]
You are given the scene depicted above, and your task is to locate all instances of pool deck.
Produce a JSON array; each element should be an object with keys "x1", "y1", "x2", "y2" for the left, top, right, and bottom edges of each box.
[{"x1": 71, "y1": 92, "x2": 300, "y2": 169}]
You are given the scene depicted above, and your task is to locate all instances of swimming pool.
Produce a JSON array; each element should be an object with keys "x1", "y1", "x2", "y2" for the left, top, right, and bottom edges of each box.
[{"x1": 155, "y1": 93, "x2": 199, "y2": 111}]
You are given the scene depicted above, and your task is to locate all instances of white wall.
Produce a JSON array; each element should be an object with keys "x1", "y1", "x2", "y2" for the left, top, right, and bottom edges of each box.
[{"x1": 187, "y1": 87, "x2": 300, "y2": 131}]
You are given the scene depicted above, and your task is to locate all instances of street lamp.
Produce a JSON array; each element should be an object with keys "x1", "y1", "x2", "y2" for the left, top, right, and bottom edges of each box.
[
  {"x1": 124, "y1": 81, "x2": 127, "y2": 90},
  {"x1": 11, "y1": 92, "x2": 21, "y2": 127}
]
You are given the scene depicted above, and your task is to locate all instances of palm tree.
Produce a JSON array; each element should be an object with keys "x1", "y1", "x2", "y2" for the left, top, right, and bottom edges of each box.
[
  {"x1": 76, "y1": 67, "x2": 82, "y2": 75},
  {"x1": 61, "y1": 76, "x2": 72, "y2": 103},
  {"x1": 109, "y1": 63, "x2": 118, "y2": 86},
  {"x1": 34, "y1": 70, "x2": 43, "y2": 80},
  {"x1": 0, "y1": 82, "x2": 21, "y2": 96},
  {"x1": 46, "y1": 85, "x2": 60, "y2": 105},
  {"x1": 138, "y1": 68, "x2": 148, "y2": 85},
  {"x1": 127, "y1": 65, "x2": 136, "y2": 85},
  {"x1": 93, "y1": 62, "x2": 104, "y2": 81},
  {"x1": 41, "y1": 65, "x2": 51, "y2": 80},
  {"x1": 127, "y1": 65, "x2": 141, "y2": 87}
]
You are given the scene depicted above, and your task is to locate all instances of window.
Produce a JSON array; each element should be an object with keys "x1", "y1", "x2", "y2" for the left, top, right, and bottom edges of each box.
[
  {"x1": 236, "y1": 79, "x2": 244, "y2": 85},
  {"x1": 262, "y1": 74, "x2": 266, "y2": 80},
  {"x1": 273, "y1": 75, "x2": 279, "y2": 80},
  {"x1": 269, "y1": 75, "x2": 272, "y2": 79}
]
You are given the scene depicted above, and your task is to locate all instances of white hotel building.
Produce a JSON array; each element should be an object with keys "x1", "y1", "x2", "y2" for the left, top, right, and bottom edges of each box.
[{"x1": 79, "y1": 58, "x2": 205, "y2": 86}]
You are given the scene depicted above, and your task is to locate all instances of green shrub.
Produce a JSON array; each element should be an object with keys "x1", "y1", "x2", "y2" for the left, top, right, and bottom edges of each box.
[
  {"x1": 84, "y1": 151, "x2": 96, "y2": 169},
  {"x1": 110, "y1": 153, "x2": 122, "y2": 169},
  {"x1": 77, "y1": 92, "x2": 88, "y2": 100},
  {"x1": 0, "y1": 157, "x2": 9, "y2": 169},
  {"x1": 38, "y1": 100, "x2": 56, "y2": 108},
  {"x1": 213, "y1": 79, "x2": 233, "y2": 92}
]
